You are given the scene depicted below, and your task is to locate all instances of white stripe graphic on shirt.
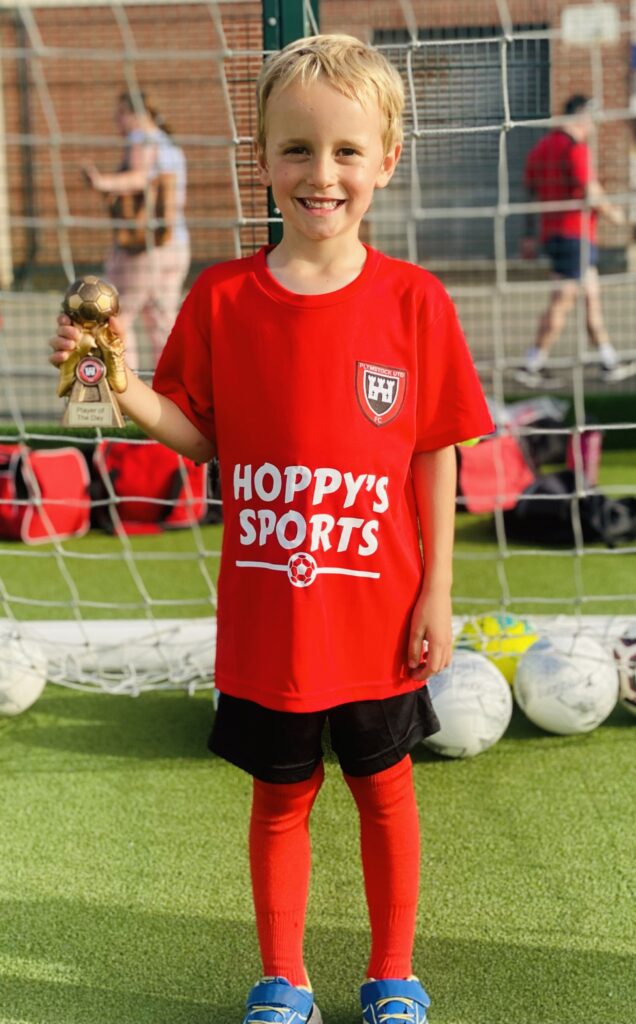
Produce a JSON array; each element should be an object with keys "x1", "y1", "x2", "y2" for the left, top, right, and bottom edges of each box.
[
  {"x1": 236, "y1": 561, "x2": 380, "y2": 578},
  {"x1": 235, "y1": 552, "x2": 380, "y2": 589}
]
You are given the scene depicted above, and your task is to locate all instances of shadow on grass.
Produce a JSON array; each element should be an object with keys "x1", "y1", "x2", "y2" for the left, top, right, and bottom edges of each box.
[
  {"x1": 410, "y1": 704, "x2": 546, "y2": 766},
  {"x1": 1, "y1": 896, "x2": 634, "y2": 1024},
  {"x1": 13, "y1": 688, "x2": 631, "y2": 770},
  {"x1": 454, "y1": 513, "x2": 497, "y2": 545},
  {"x1": 10, "y1": 689, "x2": 215, "y2": 762},
  {"x1": 601, "y1": 702, "x2": 636, "y2": 729},
  {"x1": 454, "y1": 510, "x2": 614, "y2": 553}
]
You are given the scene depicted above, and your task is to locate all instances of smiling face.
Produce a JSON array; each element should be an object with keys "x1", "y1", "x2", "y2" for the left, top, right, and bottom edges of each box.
[{"x1": 256, "y1": 77, "x2": 401, "y2": 254}]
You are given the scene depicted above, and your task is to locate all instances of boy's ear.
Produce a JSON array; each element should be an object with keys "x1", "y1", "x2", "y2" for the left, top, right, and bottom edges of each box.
[
  {"x1": 375, "y1": 142, "x2": 402, "y2": 189},
  {"x1": 254, "y1": 141, "x2": 271, "y2": 187}
]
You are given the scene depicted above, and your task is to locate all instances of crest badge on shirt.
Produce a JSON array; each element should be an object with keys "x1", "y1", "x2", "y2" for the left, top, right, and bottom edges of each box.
[{"x1": 356, "y1": 361, "x2": 407, "y2": 426}]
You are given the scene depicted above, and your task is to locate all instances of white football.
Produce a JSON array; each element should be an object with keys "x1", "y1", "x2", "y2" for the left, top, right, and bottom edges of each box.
[
  {"x1": 614, "y1": 624, "x2": 636, "y2": 717},
  {"x1": 514, "y1": 634, "x2": 618, "y2": 735},
  {"x1": 423, "y1": 650, "x2": 513, "y2": 758},
  {"x1": 0, "y1": 632, "x2": 48, "y2": 716}
]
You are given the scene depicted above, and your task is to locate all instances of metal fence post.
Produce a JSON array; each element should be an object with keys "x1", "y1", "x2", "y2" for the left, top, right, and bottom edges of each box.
[{"x1": 261, "y1": 0, "x2": 320, "y2": 244}]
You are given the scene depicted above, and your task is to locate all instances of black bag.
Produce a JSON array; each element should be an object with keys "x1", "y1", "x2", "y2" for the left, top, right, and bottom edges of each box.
[
  {"x1": 518, "y1": 415, "x2": 569, "y2": 470},
  {"x1": 503, "y1": 469, "x2": 636, "y2": 547}
]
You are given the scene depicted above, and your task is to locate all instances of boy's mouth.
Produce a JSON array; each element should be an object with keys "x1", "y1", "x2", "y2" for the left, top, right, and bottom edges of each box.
[{"x1": 296, "y1": 198, "x2": 345, "y2": 210}]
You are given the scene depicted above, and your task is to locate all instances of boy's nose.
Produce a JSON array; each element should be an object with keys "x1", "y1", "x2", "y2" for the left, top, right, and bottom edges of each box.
[{"x1": 307, "y1": 155, "x2": 335, "y2": 188}]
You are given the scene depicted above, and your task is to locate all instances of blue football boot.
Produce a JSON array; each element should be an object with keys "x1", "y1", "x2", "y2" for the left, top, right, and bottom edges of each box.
[
  {"x1": 242, "y1": 977, "x2": 323, "y2": 1024},
  {"x1": 360, "y1": 977, "x2": 430, "y2": 1024}
]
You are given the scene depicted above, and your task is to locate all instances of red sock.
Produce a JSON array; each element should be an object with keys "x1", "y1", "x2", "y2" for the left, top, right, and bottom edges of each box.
[
  {"x1": 344, "y1": 756, "x2": 420, "y2": 979},
  {"x1": 249, "y1": 763, "x2": 324, "y2": 986}
]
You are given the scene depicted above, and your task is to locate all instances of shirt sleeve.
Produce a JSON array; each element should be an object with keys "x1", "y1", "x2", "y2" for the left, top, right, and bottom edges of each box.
[
  {"x1": 414, "y1": 289, "x2": 494, "y2": 453},
  {"x1": 152, "y1": 270, "x2": 216, "y2": 448},
  {"x1": 568, "y1": 141, "x2": 593, "y2": 193}
]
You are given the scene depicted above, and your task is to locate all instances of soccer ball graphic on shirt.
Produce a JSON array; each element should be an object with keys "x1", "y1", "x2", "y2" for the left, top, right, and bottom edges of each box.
[
  {"x1": 0, "y1": 632, "x2": 48, "y2": 716},
  {"x1": 614, "y1": 624, "x2": 636, "y2": 717},
  {"x1": 287, "y1": 552, "x2": 318, "y2": 588},
  {"x1": 513, "y1": 633, "x2": 618, "y2": 735},
  {"x1": 423, "y1": 650, "x2": 513, "y2": 758}
]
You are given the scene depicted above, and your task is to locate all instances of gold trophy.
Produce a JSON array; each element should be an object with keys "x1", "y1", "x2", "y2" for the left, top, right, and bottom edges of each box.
[{"x1": 58, "y1": 276, "x2": 127, "y2": 427}]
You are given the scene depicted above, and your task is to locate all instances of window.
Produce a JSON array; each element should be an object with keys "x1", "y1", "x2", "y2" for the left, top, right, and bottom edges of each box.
[{"x1": 373, "y1": 25, "x2": 550, "y2": 264}]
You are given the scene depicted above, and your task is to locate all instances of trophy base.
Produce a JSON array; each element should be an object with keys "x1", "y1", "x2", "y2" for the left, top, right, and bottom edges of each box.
[
  {"x1": 63, "y1": 401, "x2": 124, "y2": 428},
  {"x1": 62, "y1": 366, "x2": 125, "y2": 428}
]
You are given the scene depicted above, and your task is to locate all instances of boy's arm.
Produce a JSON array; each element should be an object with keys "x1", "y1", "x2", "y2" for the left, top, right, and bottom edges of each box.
[
  {"x1": 587, "y1": 179, "x2": 625, "y2": 225},
  {"x1": 117, "y1": 369, "x2": 215, "y2": 463},
  {"x1": 49, "y1": 314, "x2": 215, "y2": 464},
  {"x1": 408, "y1": 445, "x2": 456, "y2": 681},
  {"x1": 572, "y1": 143, "x2": 624, "y2": 225}
]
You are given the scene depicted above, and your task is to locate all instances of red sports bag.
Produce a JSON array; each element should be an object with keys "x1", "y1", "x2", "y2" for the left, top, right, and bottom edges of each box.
[
  {"x1": 0, "y1": 444, "x2": 90, "y2": 543},
  {"x1": 92, "y1": 440, "x2": 208, "y2": 535},
  {"x1": 457, "y1": 435, "x2": 535, "y2": 514}
]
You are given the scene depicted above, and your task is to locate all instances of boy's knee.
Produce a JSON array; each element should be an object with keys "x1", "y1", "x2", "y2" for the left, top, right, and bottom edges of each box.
[
  {"x1": 554, "y1": 287, "x2": 577, "y2": 311},
  {"x1": 252, "y1": 761, "x2": 325, "y2": 817},
  {"x1": 344, "y1": 754, "x2": 413, "y2": 803}
]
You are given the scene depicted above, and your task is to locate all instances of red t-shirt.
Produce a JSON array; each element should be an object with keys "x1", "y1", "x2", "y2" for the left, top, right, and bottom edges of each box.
[
  {"x1": 524, "y1": 130, "x2": 597, "y2": 243},
  {"x1": 153, "y1": 246, "x2": 494, "y2": 712}
]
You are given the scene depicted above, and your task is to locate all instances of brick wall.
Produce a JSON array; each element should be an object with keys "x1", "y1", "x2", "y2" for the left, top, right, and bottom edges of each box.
[
  {"x1": 1, "y1": 1, "x2": 267, "y2": 280},
  {"x1": 1, "y1": 0, "x2": 631, "y2": 281}
]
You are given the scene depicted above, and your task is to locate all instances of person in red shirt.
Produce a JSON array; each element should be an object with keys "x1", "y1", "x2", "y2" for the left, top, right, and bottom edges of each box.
[
  {"x1": 518, "y1": 94, "x2": 631, "y2": 387},
  {"x1": 49, "y1": 34, "x2": 493, "y2": 1024}
]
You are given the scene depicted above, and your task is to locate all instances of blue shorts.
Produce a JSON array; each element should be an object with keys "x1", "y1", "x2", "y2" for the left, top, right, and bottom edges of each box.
[
  {"x1": 544, "y1": 235, "x2": 598, "y2": 280},
  {"x1": 208, "y1": 687, "x2": 440, "y2": 783}
]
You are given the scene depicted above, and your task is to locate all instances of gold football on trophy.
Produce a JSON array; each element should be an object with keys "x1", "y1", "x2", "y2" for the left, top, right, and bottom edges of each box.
[{"x1": 62, "y1": 275, "x2": 119, "y2": 326}]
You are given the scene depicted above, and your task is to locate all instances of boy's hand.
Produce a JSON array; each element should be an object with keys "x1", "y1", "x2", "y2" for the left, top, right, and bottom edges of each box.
[
  {"x1": 49, "y1": 314, "x2": 128, "y2": 395},
  {"x1": 49, "y1": 313, "x2": 83, "y2": 395},
  {"x1": 48, "y1": 312, "x2": 81, "y2": 367},
  {"x1": 408, "y1": 585, "x2": 453, "y2": 681},
  {"x1": 607, "y1": 205, "x2": 626, "y2": 226},
  {"x1": 95, "y1": 317, "x2": 127, "y2": 393}
]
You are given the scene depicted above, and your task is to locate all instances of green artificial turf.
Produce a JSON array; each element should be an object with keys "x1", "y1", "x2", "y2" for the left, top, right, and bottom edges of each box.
[
  {"x1": 452, "y1": 450, "x2": 636, "y2": 616},
  {"x1": 0, "y1": 687, "x2": 634, "y2": 1024},
  {"x1": 1, "y1": 450, "x2": 634, "y2": 620},
  {"x1": 0, "y1": 526, "x2": 222, "y2": 620}
]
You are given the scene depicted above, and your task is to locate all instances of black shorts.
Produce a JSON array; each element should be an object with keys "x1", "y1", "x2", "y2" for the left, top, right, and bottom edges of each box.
[
  {"x1": 544, "y1": 235, "x2": 598, "y2": 280},
  {"x1": 208, "y1": 687, "x2": 440, "y2": 783}
]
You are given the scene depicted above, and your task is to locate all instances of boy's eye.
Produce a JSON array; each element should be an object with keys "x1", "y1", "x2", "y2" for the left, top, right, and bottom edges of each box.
[
  {"x1": 283, "y1": 146, "x2": 308, "y2": 156},
  {"x1": 338, "y1": 148, "x2": 359, "y2": 157}
]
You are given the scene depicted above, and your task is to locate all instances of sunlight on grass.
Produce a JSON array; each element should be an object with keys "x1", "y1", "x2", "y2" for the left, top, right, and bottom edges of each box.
[
  {"x1": 453, "y1": 451, "x2": 635, "y2": 615},
  {"x1": 0, "y1": 526, "x2": 222, "y2": 620},
  {"x1": 0, "y1": 453, "x2": 634, "y2": 620}
]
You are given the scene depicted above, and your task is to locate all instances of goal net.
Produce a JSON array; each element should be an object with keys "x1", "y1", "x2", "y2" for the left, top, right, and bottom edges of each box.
[{"x1": 0, "y1": 0, "x2": 634, "y2": 693}]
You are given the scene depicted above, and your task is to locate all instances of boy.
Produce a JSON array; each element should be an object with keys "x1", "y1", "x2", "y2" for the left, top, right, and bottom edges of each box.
[
  {"x1": 50, "y1": 34, "x2": 493, "y2": 1024},
  {"x1": 518, "y1": 94, "x2": 631, "y2": 388}
]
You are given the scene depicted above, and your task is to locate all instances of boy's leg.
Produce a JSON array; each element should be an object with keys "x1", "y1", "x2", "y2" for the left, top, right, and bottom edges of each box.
[
  {"x1": 516, "y1": 236, "x2": 582, "y2": 388},
  {"x1": 530, "y1": 277, "x2": 578, "y2": 360},
  {"x1": 344, "y1": 755, "x2": 419, "y2": 979},
  {"x1": 210, "y1": 695, "x2": 325, "y2": 1020},
  {"x1": 583, "y1": 267, "x2": 623, "y2": 374},
  {"x1": 250, "y1": 762, "x2": 324, "y2": 986}
]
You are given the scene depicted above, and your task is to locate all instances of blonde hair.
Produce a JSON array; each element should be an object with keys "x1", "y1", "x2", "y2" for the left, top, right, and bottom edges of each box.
[{"x1": 256, "y1": 34, "x2": 404, "y2": 154}]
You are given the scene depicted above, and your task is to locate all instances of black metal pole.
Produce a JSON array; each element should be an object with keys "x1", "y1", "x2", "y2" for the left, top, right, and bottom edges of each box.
[{"x1": 261, "y1": 1, "x2": 320, "y2": 245}]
